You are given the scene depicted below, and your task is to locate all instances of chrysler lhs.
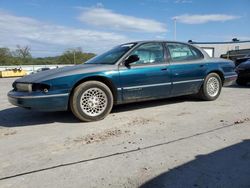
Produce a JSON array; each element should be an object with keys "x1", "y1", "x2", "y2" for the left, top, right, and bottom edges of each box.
[{"x1": 8, "y1": 41, "x2": 237, "y2": 121}]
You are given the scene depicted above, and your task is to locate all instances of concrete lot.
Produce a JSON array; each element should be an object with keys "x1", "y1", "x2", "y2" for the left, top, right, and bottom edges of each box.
[{"x1": 0, "y1": 78, "x2": 250, "y2": 188}]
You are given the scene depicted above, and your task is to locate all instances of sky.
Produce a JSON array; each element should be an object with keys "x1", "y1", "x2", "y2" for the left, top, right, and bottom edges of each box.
[{"x1": 0, "y1": 0, "x2": 250, "y2": 57}]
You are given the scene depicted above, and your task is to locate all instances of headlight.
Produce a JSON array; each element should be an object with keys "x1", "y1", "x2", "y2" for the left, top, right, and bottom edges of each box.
[
  {"x1": 15, "y1": 83, "x2": 32, "y2": 92},
  {"x1": 14, "y1": 83, "x2": 50, "y2": 93}
]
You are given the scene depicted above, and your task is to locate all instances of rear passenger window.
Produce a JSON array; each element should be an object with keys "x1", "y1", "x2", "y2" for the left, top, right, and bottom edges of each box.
[{"x1": 166, "y1": 43, "x2": 203, "y2": 62}]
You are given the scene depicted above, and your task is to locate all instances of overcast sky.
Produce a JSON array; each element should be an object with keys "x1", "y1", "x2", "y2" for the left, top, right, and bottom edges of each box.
[{"x1": 0, "y1": 0, "x2": 249, "y2": 57}]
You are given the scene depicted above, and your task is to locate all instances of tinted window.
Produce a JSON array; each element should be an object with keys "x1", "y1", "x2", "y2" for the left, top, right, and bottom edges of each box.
[
  {"x1": 167, "y1": 43, "x2": 203, "y2": 62},
  {"x1": 130, "y1": 43, "x2": 165, "y2": 65},
  {"x1": 85, "y1": 43, "x2": 136, "y2": 64}
]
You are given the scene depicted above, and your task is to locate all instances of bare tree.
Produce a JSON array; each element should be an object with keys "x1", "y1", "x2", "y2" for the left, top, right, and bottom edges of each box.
[
  {"x1": 14, "y1": 45, "x2": 32, "y2": 64},
  {"x1": 15, "y1": 45, "x2": 31, "y2": 59}
]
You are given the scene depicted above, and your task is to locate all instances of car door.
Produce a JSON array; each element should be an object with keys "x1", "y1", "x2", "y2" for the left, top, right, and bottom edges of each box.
[
  {"x1": 118, "y1": 42, "x2": 172, "y2": 102},
  {"x1": 165, "y1": 42, "x2": 207, "y2": 96}
]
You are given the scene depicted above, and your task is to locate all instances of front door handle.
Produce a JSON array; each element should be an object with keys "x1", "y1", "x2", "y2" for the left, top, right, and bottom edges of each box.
[{"x1": 161, "y1": 68, "x2": 168, "y2": 71}]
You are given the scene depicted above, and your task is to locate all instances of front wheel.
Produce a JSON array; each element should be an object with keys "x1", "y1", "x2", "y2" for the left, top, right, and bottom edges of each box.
[
  {"x1": 70, "y1": 81, "x2": 113, "y2": 122},
  {"x1": 198, "y1": 73, "x2": 222, "y2": 101}
]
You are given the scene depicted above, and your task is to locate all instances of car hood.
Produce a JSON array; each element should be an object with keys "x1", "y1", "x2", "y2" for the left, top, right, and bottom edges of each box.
[
  {"x1": 16, "y1": 64, "x2": 116, "y2": 83},
  {"x1": 237, "y1": 60, "x2": 250, "y2": 69}
]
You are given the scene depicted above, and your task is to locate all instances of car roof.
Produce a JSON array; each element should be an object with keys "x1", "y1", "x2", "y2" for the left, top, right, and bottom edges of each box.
[
  {"x1": 124, "y1": 40, "x2": 190, "y2": 44},
  {"x1": 122, "y1": 40, "x2": 210, "y2": 59},
  {"x1": 123, "y1": 40, "x2": 205, "y2": 50}
]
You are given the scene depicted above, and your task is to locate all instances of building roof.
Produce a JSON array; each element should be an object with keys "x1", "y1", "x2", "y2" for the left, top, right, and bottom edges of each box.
[{"x1": 191, "y1": 40, "x2": 250, "y2": 45}]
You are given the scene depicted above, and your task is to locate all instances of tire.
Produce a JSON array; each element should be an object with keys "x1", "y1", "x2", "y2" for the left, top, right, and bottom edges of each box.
[
  {"x1": 236, "y1": 78, "x2": 248, "y2": 86},
  {"x1": 70, "y1": 81, "x2": 113, "y2": 122},
  {"x1": 198, "y1": 73, "x2": 222, "y2": 101}
]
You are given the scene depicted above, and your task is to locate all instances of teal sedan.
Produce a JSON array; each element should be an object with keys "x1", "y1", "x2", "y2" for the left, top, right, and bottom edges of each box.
[{"x1": 8, "y1": 41, "x2": 237, "y2": 121}]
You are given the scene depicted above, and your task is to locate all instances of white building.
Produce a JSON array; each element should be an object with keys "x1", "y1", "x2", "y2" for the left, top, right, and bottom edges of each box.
[{"x1": 190, "y1": 40, "x2": 250, "y2": 58}]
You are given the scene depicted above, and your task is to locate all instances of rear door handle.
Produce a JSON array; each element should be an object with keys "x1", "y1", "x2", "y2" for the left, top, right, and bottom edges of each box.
[{"x1": 161, "y1": 68, "x2": 168, "y2": 71}]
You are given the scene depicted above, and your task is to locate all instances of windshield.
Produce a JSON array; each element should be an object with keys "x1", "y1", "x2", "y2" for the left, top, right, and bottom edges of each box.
[{"x1": 85, "y1": 43, "x2": 136, "y2": 64}]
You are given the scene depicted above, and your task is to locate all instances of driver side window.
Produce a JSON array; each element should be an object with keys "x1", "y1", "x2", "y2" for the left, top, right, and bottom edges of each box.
[{"x1": 130, "y1": 43, "x2": 165, "y2": 65}]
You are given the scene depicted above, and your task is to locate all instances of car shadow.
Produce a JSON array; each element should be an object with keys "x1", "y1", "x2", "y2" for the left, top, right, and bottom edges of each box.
[
  {"x1": 0, "y1": 107, "x2": 79, "y2": 127},
  {"x1": 224, "y1": 82, "x2": 250, "y2": 89},
  {"x1": 140, "y1": 139, "x2": 250, "y2": 188},
  {"x1": 112, "y1": 95, "x2": 201, "y2": 113},
  {"x1": 0, "y1": 95, "x2": 201, "y2": 127}
]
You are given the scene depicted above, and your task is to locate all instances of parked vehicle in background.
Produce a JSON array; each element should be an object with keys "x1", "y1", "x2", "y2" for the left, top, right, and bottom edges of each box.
[
  {"x1": 8, "y1": 41, "x2": 237, "y2": 122},
  {"x1": 37, "y1": 67, "x2": 50, "y2": 72},
  {"x1": 220, "y1": 49, "x2": 250, "y2": 62},
  {"x1": 234, "y1": 53, "x2": 250, "y2": 66},
  {"x1": 30, "y1": 67, "x2": 50, "y2": 74},
  {"x1": 236, "y1": 59, "x2": 250, "y2": 85}
]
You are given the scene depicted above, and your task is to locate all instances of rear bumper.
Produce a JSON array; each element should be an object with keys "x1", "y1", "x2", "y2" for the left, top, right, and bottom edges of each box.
[
  {"x1": 8, "y1": 91, "x2": 69, "y2": 111},
  {"x1": 224, "y1": 74, "x2": 238, "y2": 86}
]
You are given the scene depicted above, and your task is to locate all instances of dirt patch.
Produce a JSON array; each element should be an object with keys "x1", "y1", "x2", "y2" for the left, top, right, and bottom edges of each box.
[
  {"x1": 126, "y1": 117, "x2": 166, "y2": 127},
  {"x1": 127, "y1": 117, "x2": 161, "y2": 126},
  {"x1": 177, "y1": 112, "x2": 192, "y2": 116},
  {"x1": 0, "y1": 129, "x2": 17, "y2": 137},
  {"x1": 234, "y1": 118, "x2": 250, "y2": 125},
  {"x1": 69, "y1": 128, "x2": 129, "y2": 145}
]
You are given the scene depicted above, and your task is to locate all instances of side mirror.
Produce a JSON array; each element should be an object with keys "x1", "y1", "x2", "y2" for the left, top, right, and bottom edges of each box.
[{"x1": 124, "y1": 55, "x2": 139, "y2": 66}]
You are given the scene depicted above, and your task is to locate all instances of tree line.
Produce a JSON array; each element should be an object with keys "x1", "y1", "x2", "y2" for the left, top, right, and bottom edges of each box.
[{"x1": 0, "y1": 45, "x2": 96, "y2": 65}]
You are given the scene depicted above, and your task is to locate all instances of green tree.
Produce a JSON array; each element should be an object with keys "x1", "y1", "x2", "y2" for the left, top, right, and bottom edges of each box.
[
  {"x1": 0, "y1": 46, "x2": 96, "y2": 66},
  {"x1": 59, "y1": 48, "x2": 95, "y2": 64},
  {"x1": 0, "y1": 47, "x2": 12, "y2": 65}
]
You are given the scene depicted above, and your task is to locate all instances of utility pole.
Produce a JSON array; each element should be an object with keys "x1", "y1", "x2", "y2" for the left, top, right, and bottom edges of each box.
[{"x1": 174, "y1": 18, "x2": 177, "y2": 41}]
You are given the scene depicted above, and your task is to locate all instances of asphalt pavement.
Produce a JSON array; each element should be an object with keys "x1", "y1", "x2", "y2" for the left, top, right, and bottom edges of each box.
[{"x1": 0, "y1": 78, "x2": 250, "y2": 188}]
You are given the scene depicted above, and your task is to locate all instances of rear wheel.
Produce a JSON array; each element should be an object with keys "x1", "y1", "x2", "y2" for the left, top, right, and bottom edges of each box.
[
  {"x1": 70, "y1": 81, "x2": 113, "y2": 122},
  {"x1": 198, "y1": 73, "x2": 222, "y2": 101}
]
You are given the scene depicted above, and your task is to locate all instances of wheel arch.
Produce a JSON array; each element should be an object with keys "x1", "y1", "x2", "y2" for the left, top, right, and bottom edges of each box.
[
  {"x1": 68, "y1": 76, "x2": 118, "y2": 109},
  {"x1": 206, "y1": 70, "x2": 225, "y2": 85}
]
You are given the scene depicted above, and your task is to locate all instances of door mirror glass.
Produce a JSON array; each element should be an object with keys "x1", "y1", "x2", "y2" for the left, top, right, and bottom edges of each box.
[{"x1": 125, "y1": 55, "x2": 140, "y2": 66}]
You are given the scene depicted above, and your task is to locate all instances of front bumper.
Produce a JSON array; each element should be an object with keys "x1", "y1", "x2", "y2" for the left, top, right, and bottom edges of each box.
[
  {"x1": 237, "y1": 70, "x2": 250, "y2": 80},
  {"x1": 8, "y1": 90, "x2": 69, "y2": 111},
  {"x1": 223, "y1": 74, "x2": 238, "y2": 86}
]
